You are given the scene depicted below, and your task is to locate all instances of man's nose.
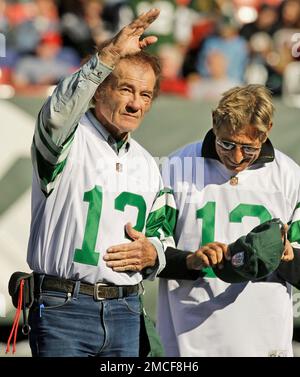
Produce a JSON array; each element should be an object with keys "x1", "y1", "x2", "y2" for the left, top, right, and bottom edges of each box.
[
  {"x1": 127, "y1": 95, "x2": 142, "y2": 112},
  {"x1": 231, "y1": 146, "x2": 245, "y2": 163}
]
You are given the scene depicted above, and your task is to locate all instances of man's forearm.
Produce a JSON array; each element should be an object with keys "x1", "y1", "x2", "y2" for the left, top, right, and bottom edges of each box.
[
  {"x1": 159, "y1": 247, "x2": 300, "y2": 284},
  {"x1": 39, "y1": 54, "x2": 113, "y2": 146},
  {"x1": 158, "y1": 247, "x2": 200, "y2": 280}
]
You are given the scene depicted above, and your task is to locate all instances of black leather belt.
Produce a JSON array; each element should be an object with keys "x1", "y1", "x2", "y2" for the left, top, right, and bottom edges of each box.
[{"x1": 37, "y1": 275, "x2": 141, "y2": 301}]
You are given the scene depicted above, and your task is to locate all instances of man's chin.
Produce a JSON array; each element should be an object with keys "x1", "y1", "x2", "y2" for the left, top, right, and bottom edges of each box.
[
  {"x1": 119, "y1": 119, "x2": 141, "y2": 132},
  {"x1": 224, "y1": 162, "x2": 249, "y2": 173}
]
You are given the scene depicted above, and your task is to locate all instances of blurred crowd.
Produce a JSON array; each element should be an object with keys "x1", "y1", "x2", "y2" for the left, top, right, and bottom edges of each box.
[{"x1": 0, "y1": 0, "x2": 300, "y2": 101}]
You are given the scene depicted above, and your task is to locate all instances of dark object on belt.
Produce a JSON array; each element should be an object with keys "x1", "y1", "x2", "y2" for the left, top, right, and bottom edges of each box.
[
  {"x1": 38, "y1": 275, "x2": 141, "y2": 300},
  {"x1": 9, "y1": 272, "x2": 34, "y2": 309},
  {"x1": 7, "y1": 271, "x2": 34, "y2": 337}
]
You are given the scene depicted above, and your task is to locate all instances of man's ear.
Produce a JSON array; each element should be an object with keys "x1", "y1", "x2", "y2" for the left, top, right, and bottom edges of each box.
[
  {"x1": 94, "y1": 86, "x2": 101, "y2": 102},
  {"x1": 261, "y1": 123, "x2": 273, "y2": 143},
  {"x1": 267, "y1": 122, "x2": 273, "y2": 132}
]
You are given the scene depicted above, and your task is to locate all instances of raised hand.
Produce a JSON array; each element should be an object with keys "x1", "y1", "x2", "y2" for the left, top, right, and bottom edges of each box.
[{"x1": 99, "y1": 8, "x2": 160, "y2": 68}]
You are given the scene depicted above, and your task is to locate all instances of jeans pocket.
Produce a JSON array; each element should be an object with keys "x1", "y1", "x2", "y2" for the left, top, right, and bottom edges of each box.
[
  {"x1": 40, "y1": 290, "x2": 72, "y2": 310},
  {"x1": 122, "y1": 295, "x2": 141, "y2": 315}
]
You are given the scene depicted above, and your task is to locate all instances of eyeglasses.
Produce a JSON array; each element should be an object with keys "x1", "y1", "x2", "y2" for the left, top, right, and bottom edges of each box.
[{"x1": 216, "y1": 138, "x2": 261, "y2": 156}]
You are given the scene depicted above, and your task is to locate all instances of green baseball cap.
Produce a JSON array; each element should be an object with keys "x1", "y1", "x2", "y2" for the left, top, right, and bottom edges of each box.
[{"x1": 214, "y1": 219, "x2": 285, "y2": 283}]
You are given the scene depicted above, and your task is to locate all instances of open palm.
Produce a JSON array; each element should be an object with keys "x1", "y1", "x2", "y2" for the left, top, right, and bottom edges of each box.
[{"x1": 99, "y1": 8, "x2": 160, "y2": 67}]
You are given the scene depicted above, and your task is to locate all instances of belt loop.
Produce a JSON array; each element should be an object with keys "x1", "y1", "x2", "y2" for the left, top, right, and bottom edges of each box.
[
  {"x1": 36, "y1": 274, "x2": 45, "y2": 295},
  {"x1": 73, "y1": 280, "x2": 81, "y2": 299},
  {"x1": 118, "y1": 287, "x2": 123, "y2": 298},
  {"x1": 38, "y1": 274, "x2": 45, "y2": 294},
  {"x1": 35, "y1": 274, "x2": 45, "y2": 304}
]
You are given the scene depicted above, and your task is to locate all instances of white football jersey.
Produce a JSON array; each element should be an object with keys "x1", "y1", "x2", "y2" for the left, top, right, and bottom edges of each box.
[
  {"x1": 158, "y1": 137, "x2": 300, "y2": 357},
  {"x1": 27, "y1": 113, "x2": 175, "y2": 285}
]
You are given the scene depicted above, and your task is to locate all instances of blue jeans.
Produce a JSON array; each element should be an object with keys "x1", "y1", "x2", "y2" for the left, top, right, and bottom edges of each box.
[{"x1": 28, "y1": 285, "x2": 141, "y2": 357}]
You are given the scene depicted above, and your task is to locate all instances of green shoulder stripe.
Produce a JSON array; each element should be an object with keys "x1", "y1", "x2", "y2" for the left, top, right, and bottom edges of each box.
[
  {"x1": 36, "y1": 122, "x2": 61, "y2": 157},
  {"x1": 288, "y1": 202, "x2": 300, "y2": 243},
  {"x1": 295, "y1": 203, "x2": 300, "y2": 211},
  {"x1": 32, "y1": 124, "x2": 77, "y2": 192},
  {"x1": 146, "y1": 205, "x2": 178, "y2": 238},
  {"x1": 156, "y1": 187, "x2": 174, "y2": 198},
  {"x1": 288, "y1": 221, "x2": 300, "y2": 243},
  {"x1": 35, "y1": 146, "x2": 68, "y2": 187}
]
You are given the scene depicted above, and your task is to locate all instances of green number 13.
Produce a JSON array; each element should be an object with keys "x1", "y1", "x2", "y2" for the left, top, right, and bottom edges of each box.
[{"x1": 73, "y1": 186, "x2": 146, "y2": 266}]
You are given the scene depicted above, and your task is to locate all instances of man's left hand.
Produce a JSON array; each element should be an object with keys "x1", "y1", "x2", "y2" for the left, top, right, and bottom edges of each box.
[
  {"x1": 281, "y1": 224, "x2": 294, "y2": 262},
  {"x1": 282, "y1": 240, "x2": 294, "y2": 262},
  {"x1": 104, "y1": 223, "x2": 157, "y2": 271}
]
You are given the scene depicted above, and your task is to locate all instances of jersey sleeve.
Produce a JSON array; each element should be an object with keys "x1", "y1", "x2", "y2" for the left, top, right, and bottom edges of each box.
[
  {"x1": 142, "y1": 187, "x2": 178, "y2": 280},
  {"x1": 288, "y1": 194, "x2": 300, "y2": 248},
  {"x1": 31, "y1": 115, "x2": 77, "y2": 196},
  {"x1": 31, "y1": 54, "x2": 113, "y2": 195},
  {"x1": 146, "y1": 187, "x2": 178, "y2": 246}
]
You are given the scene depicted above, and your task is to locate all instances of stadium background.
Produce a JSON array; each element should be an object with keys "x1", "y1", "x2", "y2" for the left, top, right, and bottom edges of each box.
[{"x1": 0, "y1": 0, "x2": 300, "y2": 357}]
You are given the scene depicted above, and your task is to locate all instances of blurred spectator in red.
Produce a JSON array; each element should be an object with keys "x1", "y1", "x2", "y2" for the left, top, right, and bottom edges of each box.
[
  {"x1": 5, "y1": 0, "x2": 37, "y2": 27},
  {"x1": 12, "y1": 31, "x2": 79, "y2": 88},
  {"x1": 158, "y1": 43, "x2": 188, "y2": 97},
  {"x1": 7, "y1": 0, "x2": 60, "y2": 55}
]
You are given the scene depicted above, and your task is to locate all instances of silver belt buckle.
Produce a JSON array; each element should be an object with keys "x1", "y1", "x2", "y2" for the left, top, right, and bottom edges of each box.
[{"x1": 93, "y1": 282, "x2": 107, "y2": 301}]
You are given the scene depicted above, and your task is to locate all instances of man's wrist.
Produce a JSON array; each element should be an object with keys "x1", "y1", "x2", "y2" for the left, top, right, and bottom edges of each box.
[
  {"x1": 98, "y1": 47, "x2": 121, "y2": 69},
  {"x1": 144, "y1": 238, "x2": 166, "y2": 280},
  {"x1": 186, "y1": 252, "x2": 195, "y2": 270},
  {"x1": 186, "y1": 252, "x2": 205, "y2": 270},
  {"x1": 148, "y1": 242, "x2": 158, "y2": 267}
]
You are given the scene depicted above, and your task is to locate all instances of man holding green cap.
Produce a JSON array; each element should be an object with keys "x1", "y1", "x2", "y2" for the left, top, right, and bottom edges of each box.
[
  {"x1": 156, "y1": 84, "x2": 300, "y2": 357},
  {"x1": 213, "y1": 218, "x2": 289, "y2": 283}
]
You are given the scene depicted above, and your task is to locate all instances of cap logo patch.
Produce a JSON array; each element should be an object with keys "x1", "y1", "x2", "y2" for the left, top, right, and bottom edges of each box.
[{"x1": 231, "y1": 252, "x2": 245, "y2": 267}]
